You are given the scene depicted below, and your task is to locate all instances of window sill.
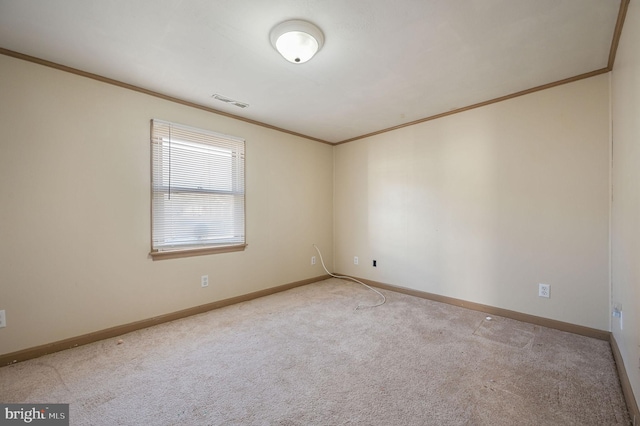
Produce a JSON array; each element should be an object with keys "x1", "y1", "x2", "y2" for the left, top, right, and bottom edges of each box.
[{"x1": 150, "y1": 244, "x2": 247, "y2": 260}]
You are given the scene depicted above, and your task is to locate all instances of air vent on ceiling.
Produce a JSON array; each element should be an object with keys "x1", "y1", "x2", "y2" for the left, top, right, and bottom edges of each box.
[{"x1": 212, "y1": 93, "x2": 249, "y2": 109}]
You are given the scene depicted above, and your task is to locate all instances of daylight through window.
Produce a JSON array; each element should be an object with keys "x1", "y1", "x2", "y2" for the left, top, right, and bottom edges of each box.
[{"x1": 150, "y1": 119, "x2": 245, "y2": 258}]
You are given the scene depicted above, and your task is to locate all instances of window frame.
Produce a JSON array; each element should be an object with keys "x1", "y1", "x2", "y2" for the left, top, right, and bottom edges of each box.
[{"x1": 149, "y1": 119, "x2": 246, "y2": 260}]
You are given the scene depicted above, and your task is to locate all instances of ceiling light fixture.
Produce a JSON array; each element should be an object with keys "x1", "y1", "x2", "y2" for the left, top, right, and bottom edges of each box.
[{"x1": 270, "y1": 19, "x2": 324, "y2": 64}]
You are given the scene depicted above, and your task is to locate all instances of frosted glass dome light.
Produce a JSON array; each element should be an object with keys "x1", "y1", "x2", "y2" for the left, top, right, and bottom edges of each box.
[{"x1": 270, "y1": 20, "x2": 324, "y2": 64}]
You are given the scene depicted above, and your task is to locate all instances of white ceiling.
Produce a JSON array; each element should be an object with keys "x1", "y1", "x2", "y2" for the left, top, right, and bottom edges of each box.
[{"x1": 0, "y1": 0, "x2": 623, "y2": 143}]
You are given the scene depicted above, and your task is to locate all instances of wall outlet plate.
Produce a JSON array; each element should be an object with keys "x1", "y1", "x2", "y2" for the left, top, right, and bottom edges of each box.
[
  {"x1": 538, "y1": 283, "x2": 550, "y2": 298},
  {"x1": 201, "y1": 275, "x2": 209, "y2": 288},
  {"x1": 354, "y1": 256, "x2": 359, "y2": 265},
  {"x1": 612, "y1": 302, "x2": 622, "y2": 318},
  {"x1": 311, "y1": 256, "x2": 316, "y2": 265},
  {"x1": 0, "y1": 310, "x2": 6, "y2": 328}
]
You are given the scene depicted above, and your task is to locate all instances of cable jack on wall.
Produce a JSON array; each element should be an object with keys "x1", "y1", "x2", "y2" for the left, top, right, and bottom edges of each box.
[{"x1": 313, "y1": 244, "x2": 386, "y2": 310}]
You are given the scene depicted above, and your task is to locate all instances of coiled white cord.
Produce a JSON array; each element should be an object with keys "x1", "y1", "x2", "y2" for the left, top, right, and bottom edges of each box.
[{"x1": 313, "y1": 244, "x2": 386, "y2": 310}]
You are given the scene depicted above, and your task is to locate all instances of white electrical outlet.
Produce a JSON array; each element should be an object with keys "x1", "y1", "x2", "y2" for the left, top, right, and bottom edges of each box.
[
  {"x1": 311, "y1": 256, "x2": 316, "y2": 265},
  {"x1": 538, "y1": 283, "x2": 550, "y2": 298},
  {"x1": 0, "y1": 310, "x2": 6, "y2": 328},
  {"x1": 613, "y1": 302, "x2": 622, "y2": 318},
  {"x1": 201, "y1": 275, "x2": 209, "y2": 288},
  {"x1": 354, "y1": 256, "x2": 359, "y2": 265}
]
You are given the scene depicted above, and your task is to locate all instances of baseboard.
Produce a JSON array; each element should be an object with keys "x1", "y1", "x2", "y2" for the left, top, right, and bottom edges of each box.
[
  {"x1": 0, "y1": 274, "x2": 330, "y2": 366},
  {"x1": 611, "y1": 334, "x2": 640, "y2": 425},
  {"x1": 342, "y1": 275, "x2": 611, "y2": 341}
]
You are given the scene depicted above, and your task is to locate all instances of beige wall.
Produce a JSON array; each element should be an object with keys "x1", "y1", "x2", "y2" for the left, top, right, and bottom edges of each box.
[
  {"x1": 0, "y1": 47, "x2": 620, "y2": 360},
  {"x1": 334, "y1": 74, "x2": 611, "y2": 330},
  {"x1": 0, "y1": 55, "x2": 334, "y2": 355},
  {"x1": 612, "y1": 0, "x2": 640, "y2": 410}
]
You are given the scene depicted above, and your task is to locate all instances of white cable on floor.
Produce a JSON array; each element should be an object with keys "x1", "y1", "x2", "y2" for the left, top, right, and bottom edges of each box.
[{"x1": 313, "y1": 244, "x2": 386, "y2": 310}]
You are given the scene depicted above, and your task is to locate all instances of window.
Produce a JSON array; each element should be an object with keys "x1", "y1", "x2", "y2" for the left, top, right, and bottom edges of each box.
[{"x1": 150, "y1": 119, "x2": 245, "y2": 259}]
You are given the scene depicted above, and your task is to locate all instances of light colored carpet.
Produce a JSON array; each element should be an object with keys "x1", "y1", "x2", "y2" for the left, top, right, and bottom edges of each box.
[{"x1": 0, "y1": 278, "x2": 630, "y2": 425}]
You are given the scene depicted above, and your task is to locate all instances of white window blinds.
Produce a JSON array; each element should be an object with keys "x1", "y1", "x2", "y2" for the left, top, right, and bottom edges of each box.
[{"x1": 151, "y1": 119, "x2": 245, "y2": 254}]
